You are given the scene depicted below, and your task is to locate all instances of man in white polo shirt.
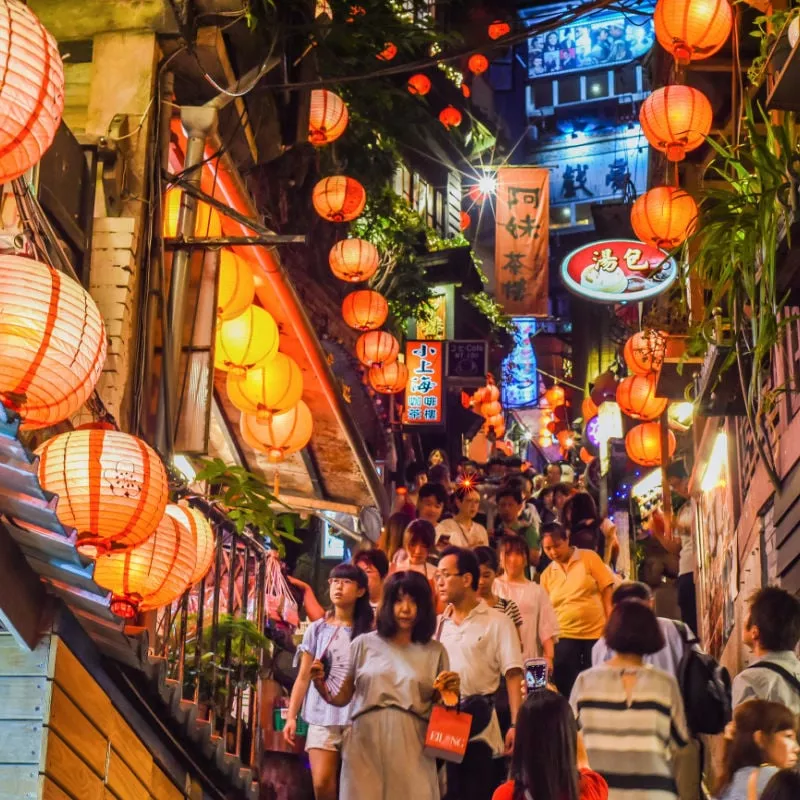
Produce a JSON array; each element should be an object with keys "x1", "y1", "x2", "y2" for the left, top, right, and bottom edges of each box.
[{"x1": 435, "y1": 546, "x2": 524, "y2": 800}]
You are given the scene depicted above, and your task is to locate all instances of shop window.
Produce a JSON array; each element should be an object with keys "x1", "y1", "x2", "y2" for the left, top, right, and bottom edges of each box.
[
  {"x1": 586, "y1": 72, "x2": 609, "y2": 99},
  {"x1": 559, "y1": 76, "x2": 581, "y2": 104},
  {"x1": 532, "y1": 81, "x2": 554, "y2": 109}
]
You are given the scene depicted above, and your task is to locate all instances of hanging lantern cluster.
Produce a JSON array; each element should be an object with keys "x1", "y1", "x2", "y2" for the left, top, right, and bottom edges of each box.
[{"x1": 468, "y1": 375, "x2": 505, "y2": 438}]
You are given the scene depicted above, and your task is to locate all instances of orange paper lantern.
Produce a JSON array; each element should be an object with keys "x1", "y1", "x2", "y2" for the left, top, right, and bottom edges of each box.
[
  {"x1": 557, "y1": 429, "x2": 574, "y2": 449},
  {"x1": 36, "y1": 429, "x2": 169, "y2": 556},
  {"x1": 654, "y1": 0, "x2": 733, "y2": 64},
  {"x1": 165, "y1": 502, "x2": 215, "y2": 586},
  {"x1": 624, "y1": 330, "x2": 668, "y2": 376},
  {"x1": 355, "y1": 331, "x2": 399, "y2": 367},
  {"x1": 240, "y1": 401, "x2": 314, "y2": 463},
  {"x1": 368, "y1": 361, "x2": 409, "y2": 394},
  {"x1": 0, "y1": 1, "x2": 64, "y2": 182},
  {"x1": 468, "y1": 54, "x2": 490, "y2": 75},
  {"x1": 342, "y1": 289, "x2": 389, "y2": 331},
  {"x1": 329, "y1": 239, "x2": 380, "y2": 282},
  {"x1": 215, "y1": 305, "x2": 279, "y2": 375},
  {"x1": 407, "y1": 74, "x2": 432, "y2": 96},
  {"x1": 308, "y1": 89, "x2": 349, "y2": 145},
  {"x1": 617, "y1": 373, "x2": 669, "y2": 421},
  {"x1": 163, "y1": 187, "x2": 222, "y2": 238},
  {"x1": 94, "y1": 507, "x2": 197, "y2": 619},
  {"x1": 484, "y1": 379, "x2": 500, "y2": 403},
  {"x1": 580, "y1": 447, "x2": 594, "y2": 464},
  {"x1": 544, "y1": 386, "x2": 566, "y2": 408},
  {"x1": 439, "y1": 106, "x2": 462, "y2": 129},
  {"x1": 480, "y1": 400, "x2": 502, "y2": 418},
  {"x1": 0, "y1": 256, "x2": 106, "y2": 430},
  {"x1": 462, "y1": 83, "x2": 471, "y2": 98},
  {"x1": 626, "y1": 422, "x2": 676, "y2": 466},
  {"x1": 312, "y1": 176, "x2": 367, "y2": 222},
  {"x1": 227, "y1": 353, "x2": 304, "y2": 421},
  {"x1": 315, "y1": 0, "x2": 333, "y2": 19},
  {"x1": 460, "y1": 211, "x2": 471, "y2": 231},
  {"x1": 377, "y1": 42, "x2": 398, "y2": 61},
  {"x1": 631, "y1": 186, "x2": 698, "y2": 249},
  {"x1": 217, "y1": 250, "x2": 255, "y2": 321},
  {"x1": 640, "y1": 85, "x2": 712, "y2": 162},
  {"x1": 582, "y1": 396, "x2": 598, "y2": 421},
  {"x1": 488, "y1": 20, "x2": 511, "y2": 39}
]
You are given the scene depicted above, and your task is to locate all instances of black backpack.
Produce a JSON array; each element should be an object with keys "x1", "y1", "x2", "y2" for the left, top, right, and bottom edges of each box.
[{"x1": 674, "y1": 621, "x2": 732, "y2": 735}]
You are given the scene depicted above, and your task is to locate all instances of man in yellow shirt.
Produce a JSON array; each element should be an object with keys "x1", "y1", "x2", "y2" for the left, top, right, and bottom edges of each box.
[{"x1": 540, "y1": 522, "x2": 615, "y2": 698}]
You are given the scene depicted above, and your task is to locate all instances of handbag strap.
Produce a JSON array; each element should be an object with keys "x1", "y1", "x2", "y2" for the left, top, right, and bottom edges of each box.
[{"x1": 746, "y1": 661, "x2": 800, "y2": 695}]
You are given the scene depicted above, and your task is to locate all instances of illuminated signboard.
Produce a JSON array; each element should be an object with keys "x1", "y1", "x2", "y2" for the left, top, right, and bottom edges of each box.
[
  {"x1": 402, "y1": 341, "x2": 444, "y2": 425},
  {"x1": 524, "y1": 7, "x2": 654, "y2": 79},
  {"x1": 502, "y1": 318, "x2": 539, "y2": 409},
  {"x1": 561, "y1": 239, "x2": 677, "y2": 304}
]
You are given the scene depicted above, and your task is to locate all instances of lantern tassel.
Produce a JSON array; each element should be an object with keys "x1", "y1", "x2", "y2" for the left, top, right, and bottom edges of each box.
[{"x1": 273, "y1": 469, "x2": 280, "y2": 497}]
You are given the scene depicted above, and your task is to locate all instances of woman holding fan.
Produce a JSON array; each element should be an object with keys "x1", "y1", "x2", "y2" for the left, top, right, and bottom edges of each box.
[{"x1": 284, "y1": 563, "x2": 374, "y2": 800}]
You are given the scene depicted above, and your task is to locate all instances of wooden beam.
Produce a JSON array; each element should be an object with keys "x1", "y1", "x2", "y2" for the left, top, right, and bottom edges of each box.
[{"x1": 0, "y1": 523, "x2": 48, "y2": 651}]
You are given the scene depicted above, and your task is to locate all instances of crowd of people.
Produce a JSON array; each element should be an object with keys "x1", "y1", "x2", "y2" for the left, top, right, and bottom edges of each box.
[{"x1": 282, "y1": 451, "x2": 800, "y2": 800}]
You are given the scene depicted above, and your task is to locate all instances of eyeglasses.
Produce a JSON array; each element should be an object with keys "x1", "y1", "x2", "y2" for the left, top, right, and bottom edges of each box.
[
  {"x1": 328, "y1": 578, "x2": 357, "y2": 587},
  {"x1": 434, "y1": 571, "x2": 464, "y2": 583}
]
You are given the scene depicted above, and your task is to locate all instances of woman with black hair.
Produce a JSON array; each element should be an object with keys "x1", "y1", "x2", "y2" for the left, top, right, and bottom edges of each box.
[
  {"x1": 564, "y1": 491, "x2": 619, "y2": 566},
  {"x1": 285, "y1": 563, "x2": 374, "y2": 800},
  {"x1": 311, "y1": 571, "x2": 459, "y2": 800},
  {"x1": 492, "y1": 690, "x2": 608, "y2": 800}
]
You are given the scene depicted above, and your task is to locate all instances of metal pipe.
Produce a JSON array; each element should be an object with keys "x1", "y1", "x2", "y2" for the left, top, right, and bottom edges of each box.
[
  {"x1": 193, "y1": 572, "x2": 206, "y2": 704},
  {"x1": 163, "y1": 234, "x2": 306, "y2": 247},
  {"x1": 235, "y1": 546, "x2": 251, "y2": 757},
  {"x1": 156, "y1": 106, "x2": 218, "y2": 459}
]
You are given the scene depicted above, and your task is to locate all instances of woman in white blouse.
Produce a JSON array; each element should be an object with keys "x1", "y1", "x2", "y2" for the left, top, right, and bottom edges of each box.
[{"x1": 435, "y1": 485, "x2": 488, "y2": 549}]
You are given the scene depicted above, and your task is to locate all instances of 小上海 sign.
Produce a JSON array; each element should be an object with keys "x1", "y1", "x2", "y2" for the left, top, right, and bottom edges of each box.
[
  {"x1": 560, "y1": 239, "x2": 676, "y2": 304},
  {"x1": 403, "y1": 341, "x2": 444, "y2": 425}
]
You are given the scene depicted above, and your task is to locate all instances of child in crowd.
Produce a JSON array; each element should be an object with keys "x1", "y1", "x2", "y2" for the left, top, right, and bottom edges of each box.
[
  {"x1": 284, "y1": 563, "x2": 374, "y2": 800},
  {"x1": 393, "y1": 519, "x2": 443, "y2": 613}
]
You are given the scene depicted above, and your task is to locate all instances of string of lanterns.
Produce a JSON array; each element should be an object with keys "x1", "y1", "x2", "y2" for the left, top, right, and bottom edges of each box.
[{"x1": 468, "y1": 375, "x2": 506, "y2": 439}]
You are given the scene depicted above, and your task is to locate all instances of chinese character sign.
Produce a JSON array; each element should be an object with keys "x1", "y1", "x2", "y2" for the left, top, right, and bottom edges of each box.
[
  {"x1": 402, "y1": 341, "x2": 444, "y2": 425},
  {"x1": 560, "y1": 239, "x2": 677, "y2": 304},
  {"x1": 495, "y1": 168, "x2": 550, "y2": 317}
]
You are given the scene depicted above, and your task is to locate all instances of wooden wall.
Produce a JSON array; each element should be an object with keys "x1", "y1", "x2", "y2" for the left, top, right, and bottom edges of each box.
[{"x1": 0, "y1": 632, "x2": 187, "y2": 800}]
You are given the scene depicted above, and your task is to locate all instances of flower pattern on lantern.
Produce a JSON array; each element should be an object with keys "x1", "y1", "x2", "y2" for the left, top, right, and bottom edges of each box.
[
  {"x1": 217, "y1": 250, "x2": 255, "y2": 321},
  {"x1": 488, "y1": 20, "x2": 511, "y2": 39},
  {"x1": 368, "y1": 361, "x2": 408, "y2": 394},
  {"x1": 163, "y1": 187, "x2": 223, "y2": 238},
  {"x1": 407, "y1": 74, "x2": 431, "y2": 96},
  {"x1": 312, "y1": 176, "x2": 367, "y2": 222},
  {"x1": 0, "y1": 256, "x2": 106, "y2": 429},
  {"x1": 355, "y1": 331, "x2": 399, "y2": 367},
  {"x1": 329, "y1": 239, "x2": 380, "y2": 283},
  {"x1": 654, "y1": 0, "x2": 733, "y2": 64},
  {"x1": 624, "y1": 330, "x2": 668, "y2": 376},
  {"x1": 164, "y1": 502, "x2": 215, "y2": 586},
  {"x1": 215, "y1": 305, "x2": 279, "y2": 375},
  {"x1": 468, "y1": 54, "x2": 489, "y2": 74},
  {"x1": 439, "y1": 106, "x2": 462, "y2": 129},
  {"x1": 227, "y1": 352, "x2": 304, "y2": 421},
  {"x1": 640, "y1": 85, "x2": 712, "y2": 162},
  {"x1": 342, "y1": 289, "x2": 389, "y2": 331},
  {"x1": 0, "y1": 1, "x2": 64, "y2": 183},
  {"x1": 36, "y1": 429, "x2": 169, "y2": 556},
  {"x1": 626, "y1": 422, "x2": 676, "y2": 466},
  {"x1": 631, "y1": 186, "x2": 698, "y2": 249},
  {"x1": 240, "y1": 401, "x2": 313, "y2": 463},
  {"x1": 94, "y1": 508, "x2": 197, "y2": 619},
  {"x1": 616, "y1": 373, "x2": 668, "y2": 421},
  {"x1": 308, "y1": 89, "x2": 349, "y2": 145}
]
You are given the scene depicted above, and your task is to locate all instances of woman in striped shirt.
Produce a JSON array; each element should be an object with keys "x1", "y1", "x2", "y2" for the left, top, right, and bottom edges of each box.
[{"x1": 570, "y1": 601, "x2": 689, "y2": 800}]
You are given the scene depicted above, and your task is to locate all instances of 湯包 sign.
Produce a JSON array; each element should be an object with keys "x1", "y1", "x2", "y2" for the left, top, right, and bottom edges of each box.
[
  {"x1": 402, "y1": 341, "x2": 444, "y2": 425},
  {"x1": 560, "y1": 239, "x2": 677, "y2": 304}
]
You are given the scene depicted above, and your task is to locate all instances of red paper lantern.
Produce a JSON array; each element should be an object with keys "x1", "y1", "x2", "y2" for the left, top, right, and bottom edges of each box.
[
  {"x1": 590, "y1": 371, "x2": 619, "y2": 406},
  {"x1": 631, "y1": 186, "x2": 698, "y2": 249},
  {"x1": 462, "y1": 83, "x2": 471, "y2": 98},
  {"x1": 312, "y1": 176, "x2": 367, "y2": 222},
  {"x1": 580, "y1": 447, "x2": 594, "y2": 464},
  {"x1": 488, "y1": 20, "x2": 511, "y2": 39},
  {"x1": 240, "y1": 401, "x2": 314, "y2": 463},
  {"x1": 0, "y1": 256, "x2": 106, "y2": 430},
  {"x1": 557, "y1": 429, "x2": 574, "y2": 449},
  {"x1": 617, "y1": 373, "x2": 668, "y2": 421},
  {"x1": 626, "y1": 422, "x2": 676, "y2": 466},
  {"x1": 0, "y1": 1, "x2": 64, "y2": 182},
  {"x1": 342, "y1": 289, "x2": 389, "y2": 331},
  {"x1": 165, "y1": 502, "x2": 215, "y2": 586},
  {"x1": 308, "y1": 89, "x2": 349, "y2": 145},
  {"x1": 654, "y1": 0, "x2": 733, "y2": 64},
  {"x1": 355, "y1": 331, "x2": 399, "y2": 367},
  {"x1": 460, "y1": 210, "x2": 471, "y2": 231},
  {"x1": 94, "y1": 507, "x2": 197, "y2": 619},
  {"x1": 439, "y1": 106, "x2": 462, "y2": 130},
  {"x1": 36, "y1": 429, "x2": 169, "y2": 556},
  {"x1": 640, "y1": 86, "x2": 712, "y2": 162},
  {"x1": 377, "y1": 42, "x2": 398, "y2": 61},
  {"x1": 468, "y1": 54, "x2": 490, "y2": 75},
  {"x1": 624, "y1": 330, "x2": 668, "y2": 376},
  {"x1": 582, "y1": 396, "x2": 598, "y2": 421},
  {"x1": 544, "y1": 385, "x2": 566, "y2": 408},
  {"x1": 329, "y1": 239, "x2": 380, "y2": 283},
  {"x1": 407, "y1": 74, "x2": 432, "y2": 96},
  {"x1": 368, "y1": 361, "x2": 408, "y2": 394},
  {"x1": 480, "y1": 400, "x2": 502, "y2": 418},
  {"x1": 484, "y1": 379, "x2": 500, "y2": 403}
]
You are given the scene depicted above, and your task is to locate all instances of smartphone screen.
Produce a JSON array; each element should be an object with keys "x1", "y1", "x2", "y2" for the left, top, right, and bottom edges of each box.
[{"x1": 524, "y1": 658, "x2": 549, "y2": 691}]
